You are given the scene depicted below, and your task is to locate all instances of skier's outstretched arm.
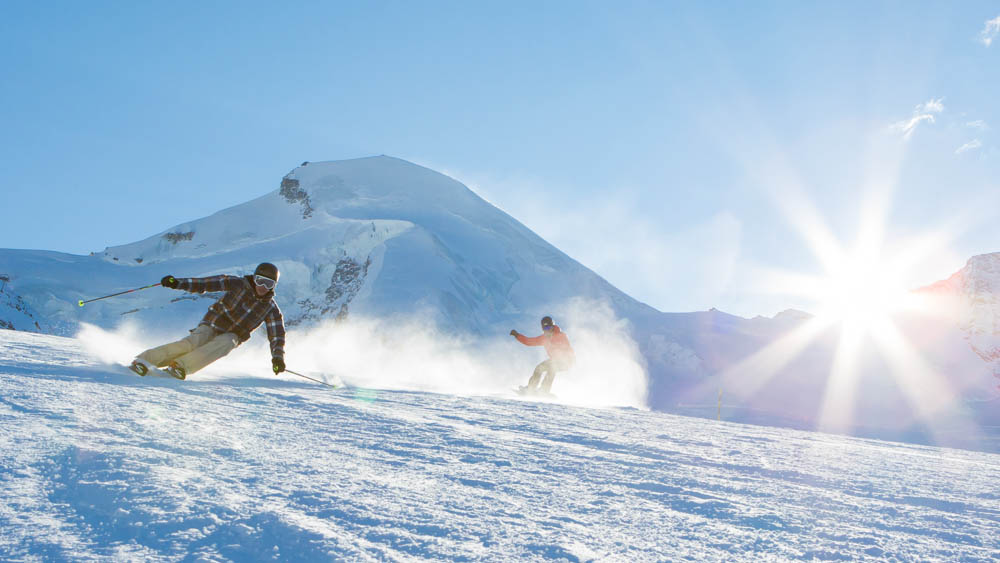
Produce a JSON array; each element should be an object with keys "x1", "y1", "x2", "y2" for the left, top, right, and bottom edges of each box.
[
  {"x1": 513, "y1": 332, "x2": 545, "y2": 346},
  {"x1": 160, "y1": 274, "x2": 242, "y2": 294}
]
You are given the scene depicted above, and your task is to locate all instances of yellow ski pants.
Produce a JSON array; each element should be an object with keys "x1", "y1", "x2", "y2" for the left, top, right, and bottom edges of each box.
[{"x1": 137, "y1": 324, "x2": 239, "y2": 375}]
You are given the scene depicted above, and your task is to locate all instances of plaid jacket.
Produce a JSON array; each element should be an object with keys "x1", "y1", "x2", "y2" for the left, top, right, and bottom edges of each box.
[{"x1": 175, "y1": 275, "x2": 285, "y2": 359}]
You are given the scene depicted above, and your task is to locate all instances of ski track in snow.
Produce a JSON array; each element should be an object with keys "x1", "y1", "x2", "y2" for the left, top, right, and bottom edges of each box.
[{"x1": 1, "y1": 331, "x2": 999, "y2": 562}]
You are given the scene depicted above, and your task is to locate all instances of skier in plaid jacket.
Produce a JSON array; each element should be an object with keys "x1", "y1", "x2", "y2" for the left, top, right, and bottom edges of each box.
[{"x1": 130, "y1": 263, "x2": 286, "y2": 380}]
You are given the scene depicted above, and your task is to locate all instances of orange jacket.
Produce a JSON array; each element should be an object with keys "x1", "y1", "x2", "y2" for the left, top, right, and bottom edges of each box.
[{"x1": 515, "y1": 325, "x2": 575, "y2": 365}]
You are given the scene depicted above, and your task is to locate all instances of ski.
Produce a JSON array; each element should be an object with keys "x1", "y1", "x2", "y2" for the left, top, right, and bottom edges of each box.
[{"x1": 126, "y1": 359, "x2": 185, "y2": 380}]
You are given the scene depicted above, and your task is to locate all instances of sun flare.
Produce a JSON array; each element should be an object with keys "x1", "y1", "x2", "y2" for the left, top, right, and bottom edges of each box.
[
  {"x1": 719, "y1": 222, "x2": 974, "y2": 442},
  {"x1": 815, "y1": 251, "x2": 914, "y2": 332},
  {"x1": 707, "y1": 141, "x2": 980, "y2": 443}
]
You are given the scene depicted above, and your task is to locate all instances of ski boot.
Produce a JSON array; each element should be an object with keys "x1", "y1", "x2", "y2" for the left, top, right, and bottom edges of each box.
[
  {"x1": 128, "y1": 359, "x2": 149, "y2": 376},
  {"x1": 163, "y1": 362, "x2": 187, "y2": 380}
]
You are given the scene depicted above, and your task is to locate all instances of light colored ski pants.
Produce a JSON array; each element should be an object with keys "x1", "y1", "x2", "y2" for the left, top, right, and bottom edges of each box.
[
  {"x1": 526, "y1": 358, "x2": 572, "y2": 393},
  {"x1": 137, "y1": 324, "x2": 239, "y2": 375}
]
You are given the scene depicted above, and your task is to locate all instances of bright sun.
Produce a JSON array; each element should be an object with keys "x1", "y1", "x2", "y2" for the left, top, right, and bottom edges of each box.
[
  {"x1": 700, "y1": 130, "x2": 978, "y2": 444},
  {"x1": 817, "y1": 252, "x2": 912, "y2": 331},
  {"x1": 716, "y1": 227, "x2": 965, "y2": 441}
]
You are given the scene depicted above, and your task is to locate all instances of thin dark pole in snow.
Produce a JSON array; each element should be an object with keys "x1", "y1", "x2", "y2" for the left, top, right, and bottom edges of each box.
[
  {"x1": 78, "y1": 283, "x2": 162, "y2": 307},
  {"x1": 285, "y1": 369, "x2": 339, "y2": 388}
]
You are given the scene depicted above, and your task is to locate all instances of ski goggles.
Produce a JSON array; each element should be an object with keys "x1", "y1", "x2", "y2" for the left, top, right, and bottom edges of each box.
[
  {"x1": 541, "y1": 322, "x2": 554, "y2": 331},
  {"x1": 253, "y1": 275, "x2": 277, "y2": 290}
]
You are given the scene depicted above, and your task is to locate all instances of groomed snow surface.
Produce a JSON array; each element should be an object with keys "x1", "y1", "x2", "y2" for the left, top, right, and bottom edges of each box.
[{"x1": 2, "y1": 330, "x2": 998, "y2": 562}]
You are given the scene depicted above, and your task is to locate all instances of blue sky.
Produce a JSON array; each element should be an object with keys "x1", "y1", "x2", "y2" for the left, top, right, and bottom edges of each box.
[{"x1": 2, "y1": 2, "x2": 998, "y2": 317}]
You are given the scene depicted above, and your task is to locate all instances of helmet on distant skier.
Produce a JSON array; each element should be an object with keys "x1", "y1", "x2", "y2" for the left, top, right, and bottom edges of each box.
[
  {"x1": 254, "y1": 262, "x2": 280, "y2": 283},
  {"x1": 541, "y1": 316, "x2": 554, "y2": 330}
]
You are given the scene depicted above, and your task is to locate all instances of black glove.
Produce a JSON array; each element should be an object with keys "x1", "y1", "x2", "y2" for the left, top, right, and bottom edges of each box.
[
  {"x1": 161, "y1": 275, "x2": 179, "y2": 289},
  {"x1": 510, "y1": 329, "x2": 519, "y2": 337},
  {"x1": 272, "y1": 357, "x2": 285, "y2": 374}
]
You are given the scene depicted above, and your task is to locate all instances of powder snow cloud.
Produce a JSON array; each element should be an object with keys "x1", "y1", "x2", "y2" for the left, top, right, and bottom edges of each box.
[{"x1": 425, "y1": 163, "x2": 743, "y2": 314}]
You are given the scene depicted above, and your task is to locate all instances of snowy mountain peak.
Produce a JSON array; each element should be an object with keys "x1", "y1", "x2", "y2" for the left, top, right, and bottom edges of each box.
[
  {"x1": 772, "y1": 308, "x2": 813, "y2": 322},
  {"x1": 961, "y1": 252, "x2": 1000, "y2": 294},
  {"x1": 94, "y1": 156, "x2": 516, "y2": 270},
  {"x1": 921, "y1": 252, "x2": 1000, "y2": 294},
  {"x1": 916, "y1": 252, "x2": 1000, "y2": 364},
  {"x1": 284, "y1": 156, "x2": 479, "y2": 210},
  {"x1": 93, "y1": 157, "x2": 437, "y2": 266}
]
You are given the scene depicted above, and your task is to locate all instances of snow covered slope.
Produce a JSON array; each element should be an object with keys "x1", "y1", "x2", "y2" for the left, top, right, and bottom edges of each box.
[{"x1": 1, "y1": 330, "x2": 998, "y2": 561}]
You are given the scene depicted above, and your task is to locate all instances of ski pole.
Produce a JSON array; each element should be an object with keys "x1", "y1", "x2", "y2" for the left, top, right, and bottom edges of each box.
[
  {"x1": 285, "y1": 368, "x2": 339, "y2": 388},
  {"x1": 78, "y1": 282, "x2": 162, "y2": 307}
]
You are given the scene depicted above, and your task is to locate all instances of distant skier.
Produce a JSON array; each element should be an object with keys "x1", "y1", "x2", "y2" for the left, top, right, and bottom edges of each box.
[
  {"x1": 510, "y1": 315, "x2": 575, "y2": 394},
  {"x1": 129, "y1": 263, "x2": 286, "y2": 380}
]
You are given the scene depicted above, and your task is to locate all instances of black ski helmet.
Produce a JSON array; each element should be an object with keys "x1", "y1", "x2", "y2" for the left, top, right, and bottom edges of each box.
[
  {"x1": 541, "y1": 316, "x2": 554, "y2": 329},
  {"x1": 254, "y1": 262, "x2": 279, "y2": 282}
]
